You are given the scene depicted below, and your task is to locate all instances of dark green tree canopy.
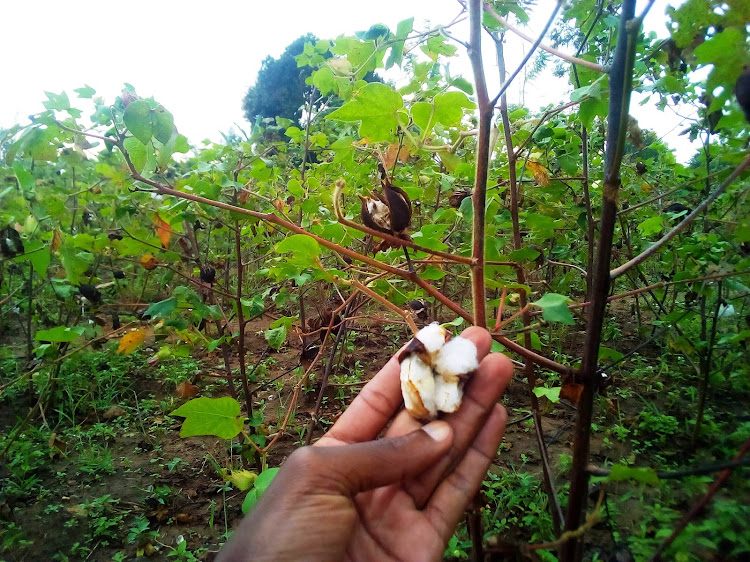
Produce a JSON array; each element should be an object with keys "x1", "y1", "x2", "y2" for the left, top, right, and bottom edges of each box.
[{"x1": 242, "y1": 34, "x2": 316, "y2": 123}]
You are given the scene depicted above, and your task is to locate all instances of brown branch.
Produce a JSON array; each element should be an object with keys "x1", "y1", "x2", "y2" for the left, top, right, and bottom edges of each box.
[{"x1": 468, "y1": 0, "x2": 491, "y2": 328}]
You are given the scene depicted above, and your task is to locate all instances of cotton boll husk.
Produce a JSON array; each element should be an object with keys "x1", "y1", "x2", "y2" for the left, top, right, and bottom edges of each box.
[
  {"x1": 400, "y1": 355, "x2": 437, "y2": 420},
  {"x1": 434, "y1": 374, "x2": 463, "y2": 413},
  {"x1": 434, "y1": 336, "x2": 479, "y2": 379},
  {"x1": 414, "y1": 322, "x2": 449, "y2": 362}
]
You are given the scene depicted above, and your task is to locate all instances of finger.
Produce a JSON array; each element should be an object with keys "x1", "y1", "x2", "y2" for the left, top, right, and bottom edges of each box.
[
  {"x1": 405, "y1": 352, "x2": 513, "y2": 507},
  {"x1": 425, "y1": 404, "x2": 507, "y2": 539},
  {"x1": 321, "y1": 353, "x2": 403, "y2": 445},
  {"x1": 384, "y1": 326, "x2": 495, "y2": 439},
  {"x1": 294, "y1": 421, "x2": 454, "y2": 494}
]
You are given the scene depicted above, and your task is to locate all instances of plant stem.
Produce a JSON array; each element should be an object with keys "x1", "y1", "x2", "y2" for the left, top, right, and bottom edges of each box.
[
  {"x1": 467, "y1": 0, "x2": 490, "y2": 329},
  {"x1": 562, "y1": 2, "x2": 638, "y2": 559}
]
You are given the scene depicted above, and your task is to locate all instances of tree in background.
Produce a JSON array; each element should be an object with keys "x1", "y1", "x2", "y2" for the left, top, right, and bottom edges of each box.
[{"x1": 242, "y1": 34, "x2": 317, "y2": 123}]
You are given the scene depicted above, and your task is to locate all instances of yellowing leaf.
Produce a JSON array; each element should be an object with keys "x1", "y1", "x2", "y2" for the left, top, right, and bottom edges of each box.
[
  {"x1": 117, "y1": 329, "x2": 145, "y2": 354},
  {"x1": 527, "y1": 161, "x2": 550, "y2": 186},
  {"x1": 141, "y1": 253, "x2": 159, "y2": 270},
  {"x1": 154, "y1": 212, "x2": 172, "y2": 248},
  {"x1": 51, "y1": 229, "x2": 62, "y2": 252},
  {"x1": 384, "y1": 143, "x2": 410, "y2": 168},
  {"x1": 640, "y1": 182, "x2": 652, "y2": 193}
]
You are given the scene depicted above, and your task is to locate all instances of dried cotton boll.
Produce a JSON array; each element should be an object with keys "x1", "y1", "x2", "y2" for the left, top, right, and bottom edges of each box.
[{"x1": 400, "y1": 355, "x2": 437, "y2": 420}]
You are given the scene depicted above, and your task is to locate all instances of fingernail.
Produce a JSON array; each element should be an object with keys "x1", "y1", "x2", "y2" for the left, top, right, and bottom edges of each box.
[{"x1": 422, "y1": 420, "x2": 451, "y2": 442}]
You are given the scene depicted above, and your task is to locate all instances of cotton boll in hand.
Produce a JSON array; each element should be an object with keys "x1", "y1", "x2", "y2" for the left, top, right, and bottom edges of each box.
[
  {"x1": 400, "y1": 355, "x2": 437, "y2": 420},
  {"x1": 398, "y1": 328, "x2": 479, "y2": 420}
]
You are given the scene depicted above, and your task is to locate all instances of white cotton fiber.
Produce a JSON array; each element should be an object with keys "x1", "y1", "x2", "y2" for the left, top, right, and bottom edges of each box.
[
  {"x1": 415, "y1": 322, "x2": 448, "y2": 357},
  {"x1": 434, "y1": 374, "x2": 463, "y2": 413},
  {"x1": 400, "y1": 355, "x2": 437, "y2": 420},
  {"x1": 434, "y1": 336, "x2": 479, "y2": 378}
]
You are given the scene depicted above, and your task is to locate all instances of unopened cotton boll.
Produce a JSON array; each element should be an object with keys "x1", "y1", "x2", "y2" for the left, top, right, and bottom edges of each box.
[
  {"x1": 434, "y1": 336, "x2": 479, "y2": 379},
  {"x1": 400, "y1": 354, "x2": 437, "y2": 420}
]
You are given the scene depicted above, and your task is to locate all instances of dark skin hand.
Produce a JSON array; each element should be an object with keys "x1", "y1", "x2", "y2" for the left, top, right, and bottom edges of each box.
[{"x1": 218, "y1": 327, "x2": 513, "y2": 562}]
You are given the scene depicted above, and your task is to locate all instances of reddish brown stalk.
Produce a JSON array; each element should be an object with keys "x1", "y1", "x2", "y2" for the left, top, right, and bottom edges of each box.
[
  {"x1": 467, "y1": 0, "x2": 491, "y2": 328},
  {"x1": 563, "y1": 2, "x2": 638, "y2": 559},
  {"x1": 495, "y1": 26, "x2": 563, "y2": 534},
  {"x1": 493, "y1": 287, "x2": 508, "y2": 331}
]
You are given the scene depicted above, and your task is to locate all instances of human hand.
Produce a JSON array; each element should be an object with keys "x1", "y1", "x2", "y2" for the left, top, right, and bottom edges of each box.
[{"x1": 217, "y1": 327, "x2": 513, "y2": 562}]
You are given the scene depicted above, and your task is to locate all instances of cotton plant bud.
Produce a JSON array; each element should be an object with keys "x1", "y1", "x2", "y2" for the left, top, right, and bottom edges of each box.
[{"x1": 398, "y1": 323, "x2": 478, "y2": 420}]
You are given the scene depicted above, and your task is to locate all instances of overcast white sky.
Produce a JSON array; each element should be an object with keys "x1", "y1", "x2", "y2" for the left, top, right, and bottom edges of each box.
[{"x1": 2, "y1": 0, "x2": 696, "y2": 161}]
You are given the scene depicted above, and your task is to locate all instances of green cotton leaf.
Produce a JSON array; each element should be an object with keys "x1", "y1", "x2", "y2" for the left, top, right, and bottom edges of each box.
[
  {"x1": 287, "y1": 178, "x2": 305, "y2": 198},
  {"x1": 265, "y1": 325, "x2": 287, "y2": 350},
  {"x1": 694, "y1": 28, "x2": 745, "y2": 69},
  {"x1": 74, "y1": 85, "x2": 96, "y2": 99},
  {"x1": 311, "y1": 67, "x2": 336, "y2": 95},
  {"x1": 123, "y1": 100, "x2": 154, "y2": 144},
  {"x1": 58, "y1": 243, "x2": 94, "y2": 286},
  {"x1": 241, "y1": 488, "x2": 260, "y2": 514},
  {"x1": 275, "y1": 234, "x2": 320, "y2": 268},
  {"x1": 529, "y1": 332, "x2": 542, "y2": 351},
  {"x1": 433, "y1": 91, "x2": 476, "y2": 127},
  {"x1": 206, "y1": 337, "x2": 225, "y2": 352},
  {"x1": 637, "y1": 216, "x2": 663, "y2": 236},
  {"x1": 326, "y1": 83, "x2": 403, "y2": 142},
  {"x1": 240, "y1": 295, "x2": 265, "y2": 319},
  {"x1": 143, "y1": 297, "x2": 178, "y2": 319},
  {"x1": 443, "y1": 317, "x2": 465, "y2": 328},
  {"x1": 448, "y1": 76, "x2": 474, "y2": 95},
  {"x1": 152, "y1": 105, "x2": 174, "y2": 144},
  {"x1": 123, "y1": 100, "x2": 175, "y2": 145},
  {"x1": 169, "y1": 397, "x2": 244, "y2": 439},
  {"x1": 607, "y1": 464, "x2": 659, "y2": 485},
  {"x1": 385, "y1": 17, "x2": 413, "y2": 69},
  {"x1": 533, "y1": 386, "x2": 561, "y2": 403},
  {"x1": 35, "y1": 325, "x2": 85, "y2": 343},
  {"x1": 599, "y1": 346, "x2": 624, "y2": 362},
  {"x1": 532, "y1": 293, "x2": 575, "y2": 325},
  {"x1": 12, "y1": 162, "x2": 35, "y2": 192},
  {"x1": 411, "y1": 101, "x2": 433, "y2": 135},
  {"x1": 254, "y1": 467, "x2": 279, "y2": 493},
  {"x1": 509, "y1": 247, "x2": 541, "y2": 263},
  {"x1": 15, "y1": 241, "x2": 50, "y2": 278},
  {"x1": 43, "y1": 91, "x2": 71, "y2": 112},
  {"x1": 123, "y1": 137, "x2": 147, "y2": 173}
]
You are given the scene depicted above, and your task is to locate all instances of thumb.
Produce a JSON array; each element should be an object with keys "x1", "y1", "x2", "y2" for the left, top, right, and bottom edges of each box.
[{"x1": 308, "y1": 421, "x2": 453, "y2": 495}]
